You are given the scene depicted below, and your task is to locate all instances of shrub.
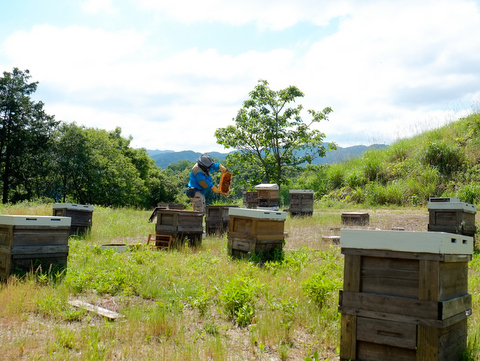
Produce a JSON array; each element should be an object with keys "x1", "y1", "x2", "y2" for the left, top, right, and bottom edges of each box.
[
  {"x1": 326, "y1": 164, "x2": 345, "y2": 189},
  {"x1": 421, "y1": 141, "x2": 464, "y2": 175},
  {"x1": 456, "y1": 183, "x2": 480, "y2": 205},
  {"x1": 364, "y1": 181, "x2": 405, "y2": 206},
  {"x1": 301, "y1": 272, "x2": 340, "y2": 309},
  {"x1": 220, "y1": 275, "x2": 261, "y2": 327}
]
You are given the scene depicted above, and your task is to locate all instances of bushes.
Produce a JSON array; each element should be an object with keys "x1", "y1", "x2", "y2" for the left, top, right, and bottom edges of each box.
[{"x1": 421, "y1": 141, "x2": 464, "y2": 175}]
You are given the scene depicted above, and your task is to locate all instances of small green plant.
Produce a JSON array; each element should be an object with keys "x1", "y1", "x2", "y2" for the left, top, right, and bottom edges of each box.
[
  {"x1": 220, "y1": 275, "x2": 261, "y2": 327},
  {"x1": 304, "y1": 350, "x2": 322, "y2": 361},
  {"x1": 203, "y1": 319, "x2": 219, "y2": 336},
  {"x1": 301, "y1": 272, "x2": 340, "y2": 309}
]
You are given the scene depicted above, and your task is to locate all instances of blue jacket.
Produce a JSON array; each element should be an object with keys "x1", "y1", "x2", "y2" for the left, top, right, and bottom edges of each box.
[{"x1": 188, "y1": 162, "x2": 221, "y2": 195}]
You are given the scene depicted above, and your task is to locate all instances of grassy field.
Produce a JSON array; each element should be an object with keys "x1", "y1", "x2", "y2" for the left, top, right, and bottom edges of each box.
[{"x1": 0, "y1": 202, "x2": 479, "y2": 360}]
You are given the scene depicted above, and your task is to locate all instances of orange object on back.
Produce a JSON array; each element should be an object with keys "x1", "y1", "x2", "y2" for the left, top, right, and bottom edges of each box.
[{"x1": 219, "y1": 172, "x2": 232, "y2": 194}]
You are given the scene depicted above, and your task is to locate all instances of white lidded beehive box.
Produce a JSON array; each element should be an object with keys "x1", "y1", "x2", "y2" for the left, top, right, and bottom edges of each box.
[
  {"x1": 427, "y1": 197, "x2": 477, "y2": 237},
  {"x1": 339, "y1": 228, "x2": 473, "y2": 361},
  {"x1": 53, "y1": 203, "x2": 94, "y2": 235},
  {"x1": 0, "y1": 215, "x2": 71, "y2": 279},
  {"x1": 227, "y1": 208, "x2": 286, "y2": 258},
  {"x1": 255, "y1": 183, "x2": 280, "y2": 208}
]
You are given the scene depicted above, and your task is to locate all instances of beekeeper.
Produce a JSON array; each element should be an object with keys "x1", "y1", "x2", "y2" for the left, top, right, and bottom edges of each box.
[{"x1": 187, "y1": 153, "x2": 226, "y2": 212}]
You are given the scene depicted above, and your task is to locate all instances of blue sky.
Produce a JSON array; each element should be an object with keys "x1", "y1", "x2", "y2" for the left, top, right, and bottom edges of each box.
[{"x1": 1, "y1": 0, "x2": 480, "y2": 152}]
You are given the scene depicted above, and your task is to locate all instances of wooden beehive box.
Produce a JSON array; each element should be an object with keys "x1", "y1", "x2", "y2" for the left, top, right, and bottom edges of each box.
[
  {"x1": 155, "y1": 209, "x2": 204, "y2": 247},
  {"x1": 243, "y1": 191, "x2": 259, "y2": 208},
  {"x1": 0, "y1": 215, "x2": 71, "y2": 279},
  {"x1": 341, "y1": 212, "x2": 369, "y2": 226},
  {"x1": 255, "y1": 183, "x2": 279, "y2": 208},
  {"x1": 157, "y1": 202, "x2": 184, "y2": 210},
  {"x1": 339, "y1": 229, "x2": 473, "y2": 361},
  {"x1": 427, "y1": 197, "x2": 476, "y2": 237},
  {"x1": 227, "y1": 208, "x2": 286, "y2": 257},
  {"x1": 205, "y1": 205, "x2": 238, "y2": 235},
  {"x1": 53, "y1": 203, "x2": 93, "y2": 235},
  {"x1": 289, "y1": 189, "x2": 314, "y2": 216}
]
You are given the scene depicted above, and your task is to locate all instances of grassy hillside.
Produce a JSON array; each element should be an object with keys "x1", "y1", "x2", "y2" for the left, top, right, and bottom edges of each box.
[{"x1": 295, "y1": 112, "x2": 480, "y2": 207}]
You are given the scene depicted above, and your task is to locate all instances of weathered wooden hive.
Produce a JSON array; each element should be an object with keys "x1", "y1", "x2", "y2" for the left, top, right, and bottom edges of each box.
[
  {"x1": 289, "y1": 189, "x2": 314, "y2": 216},
  {"x1": 0, "y1": 215, "x2": 71, "y2": 279},
  {"x1": 427, "y1": 197, "x2": 476, "y2": 237},
  {"x1": 341, "y1": 212, "x2": 370, "y2": 226},
  {"x1": 255, "y1": 183, "x2": 279, "y2": 208},
  {"x1": 243, "y1": 191, "x2": 259, "y2": 209},
  {"x1": 205, "y1": 205, "x2": 238, "y2": 235},
  {"x1": 339, "y1": 228, "x2": 473, "y2": 361},
  {"x1": 157, "y1": 202, "x2": 184, "y2": 210},
  {"x1": 227, "y1": 208, "x2": 286, "y2": 258},
  {"x1": 53, "y1": 203, "x2": 93, "y2": 235},
  {"x1": 155, "y1": 209, "x2": 203, "y2": 247}
]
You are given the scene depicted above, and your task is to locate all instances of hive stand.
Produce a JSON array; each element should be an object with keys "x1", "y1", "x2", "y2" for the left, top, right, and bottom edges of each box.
[{"x1": 147, "y1": 234, "x2": 172, "y2": 250}]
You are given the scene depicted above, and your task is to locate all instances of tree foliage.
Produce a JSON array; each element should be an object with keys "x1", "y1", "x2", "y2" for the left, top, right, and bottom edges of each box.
[
  {"x1": 0, "y1": 68, "x2": 59, "y2": 203},
  {"x1": 52, "y1": 123, "x2": 177, "y2": 208},
  {"x1": 215, "y1": 79, "x2": 335, "y2": 187}
]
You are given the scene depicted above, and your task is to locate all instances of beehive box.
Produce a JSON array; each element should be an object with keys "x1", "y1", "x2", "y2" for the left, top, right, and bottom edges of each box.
[
  {"x1": 155, "y1": 209, "x2": 204, "y2": 247},
  {"x1": 227, "y1": 208, "x2": 286, "y2": 257},
  {"x1": 243, "y1": 191, "x2": 259, "y2": 208},
  {"x1": 341, "y1": 212, "x2": 369, "y2": 226},
  {"x1": 427, "y1": 197, "x2": 476, "y2": 237},
  {"x1": 157, "y1": 202, "x2": 184, "y2": 210},
  {"x1": 255, "y1": 184, "x2": 279, "y2": 208},
  {"x1": 289, "y1": 189, "x2": 314, "y2": 216},
  {"x1": 53, "y1": 203, "x2": 93, "y2": 235},
  {"x1": 0, "y1": 215, "x2": 71, "y2": 279},
  {"x1": 205, "y1": 205, "x2": 238, "y2": 235},
  {"x1": 339, "y1": 229, "x2": 473, "y2": 361}
]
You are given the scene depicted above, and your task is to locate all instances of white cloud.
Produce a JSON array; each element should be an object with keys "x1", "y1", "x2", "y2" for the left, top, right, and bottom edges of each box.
[
  {"x1": 137, "y1": 0, "x2": 352, "y2": 30},
  {"x1": 2, "y1": 0, "x2": 480, "y2": 152}
]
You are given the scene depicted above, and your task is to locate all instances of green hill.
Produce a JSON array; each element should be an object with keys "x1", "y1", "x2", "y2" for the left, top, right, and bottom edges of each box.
[{"x1": 302, "y1": 112, "x2": 480, "y2": 207}]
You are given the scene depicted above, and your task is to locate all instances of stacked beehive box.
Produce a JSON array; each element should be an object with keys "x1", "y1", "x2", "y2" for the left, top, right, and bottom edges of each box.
[
  {"x1": 243, "y1": 191, "x2": 259, "y2": 208},
  {"x1": 427, "y1": 197, "x2": 476, "y2": 237},
  {"x1": 227, "y1": 208, "x2": 286, "y2": 258},
  {"x1": 155, "y1": 209, "x2": 203, "y2": 247},
  {"x1": 255, "y1": 183, "x2": 279, "y2": 209},
  {"x1": 0, "y1": 215, "x2": 71, "y2": 279},
  {"x1": 53, "y1": 203, "x2": 93, "y2": 235},
  {"x1": 339, "y1": 229, "x2": 473, "y2": 361},
  {"x1": 289, "y1": 189, "x2": 314, "y2": 216},
  {"x1": 205, "y1": 205, "x2": 238, "y2": 235}
]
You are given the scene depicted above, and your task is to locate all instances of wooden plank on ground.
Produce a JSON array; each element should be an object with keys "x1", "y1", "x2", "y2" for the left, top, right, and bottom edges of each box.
[{"x1": 68, "y1": 300, "x2": 122, "y2": 320}]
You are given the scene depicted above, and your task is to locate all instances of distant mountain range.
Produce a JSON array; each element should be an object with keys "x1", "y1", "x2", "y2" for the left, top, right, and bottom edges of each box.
[{"x1": 146, "y1": 144, "x2": 388, "y2": 169}]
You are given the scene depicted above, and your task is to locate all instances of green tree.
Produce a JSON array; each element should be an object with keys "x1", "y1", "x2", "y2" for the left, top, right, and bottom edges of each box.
[
  {"x1": 0, "y1": 68, "x2": 58, "y2": 203},
  {"x1": 215, "y1": 79, "x2": 335, "y2": 187},
  {"x1": 53, "y1": 123, "x2": 176, "y2": 208}
]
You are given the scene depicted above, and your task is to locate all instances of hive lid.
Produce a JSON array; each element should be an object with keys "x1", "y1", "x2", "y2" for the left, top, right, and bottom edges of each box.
[
  {"x1": 289, "y1": 189, "x2": 314, "y2": 194},
  {"x1": 427, "y1": 198, "x2": 476, "y2": 213},
  {"x1": 254, "y1": 183, "x2": 279, "y2": 191},
  {"x1": 0, "y1": 215, "x2": 72, "y2": 227},
  {"x1": 53, "y1": 203, "x2": 94, "y2": 211},
  {"x1": 340, "y1": 228, "x2": 473, "y2": 255},
  {"x1": 228, "y1": 207, "x2": 287, "y2": 220}
]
